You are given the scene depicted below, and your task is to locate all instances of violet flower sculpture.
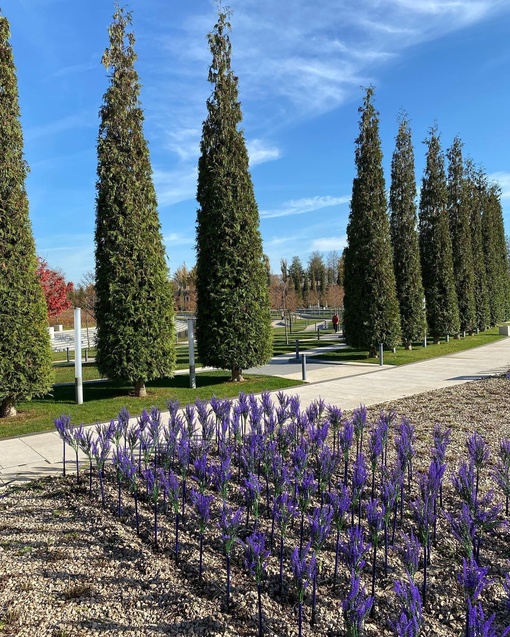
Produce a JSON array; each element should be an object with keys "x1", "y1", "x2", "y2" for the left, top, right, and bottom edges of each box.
[
  {"x1": 340, "y1": 525, "x2": 371, "y2": 576},
  {"x1": 308, "y1": 504, "x2": 333, "y2": 625},
  {"x1": 142, "y1": 466, "x2": 161, "y2": 547},
  {"x1": 352, "y1": 404, "x2": 367, "y2": 455},
  {"x1": 395, "y1": 531, "x2": 421, "y2": 582},
  {"x1": 388, "y1": 574, "x2": 423, "y2": 637},
  {"x1": 493, "y1": 438, "x2": 510, "y2": 516},
  {"x1": 291, "y1": 542, "x2": 317, "y2": 637},
  {"x1": 458, "y1": 556, "x2": 492, "y2": 637},
  {"x1": 54, "y1": 414, "x2": 72, "y2": 477},
  {"x1": 365, "y1": 497, "x2": 384, "y2": 606},
  {"x1": 339, "y1": 420, "x2": 354, "y2": 485},
  {"x1": 244, "y1": 530, "x2": 270, "y2": 637},
  {"x1": 274, "y1": 491, "x2": 298, "y2": 594},
  {"x1": 351, "y1": 452, "x2": 368, "y2": 527},
  {"x1": 342, "y1": 571, "x2": 373, "y2": 637},
  {"x1": 190, "y1": 488, "x2": 214, "y2": 581},
  {"x1": 328, "y1": 483, "x2": 351, "y2": 591},
  {"x1": 327, "y1": 404, "x2": 343, "y2": 455},
  {"x1": 163, "y1": 469, "x2": 180, "y2": 562},
  {"x1": 218, "y1": 504, "x2": 244, "y2": 612}
]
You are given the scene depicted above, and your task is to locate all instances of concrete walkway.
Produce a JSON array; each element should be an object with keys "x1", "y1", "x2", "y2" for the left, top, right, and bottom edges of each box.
[{"x1": 1, "y1": 337, "x2": 509, "y2": 488}]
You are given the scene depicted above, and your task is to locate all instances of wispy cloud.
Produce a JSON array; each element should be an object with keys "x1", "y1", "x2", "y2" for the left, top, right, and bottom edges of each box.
[
  {"x1": 311, "y1": 236, "x2": 348, "y2": 252},
  {"x1": 25, "y1": 112, "x2": 94, "y2": 142},
  {"x1": 260, "y1": 195, "x2": 350, "y2": 219},
  {"x1": 489, "y1": 171, "x2": 510, "y2": 199},
  {"x1": 247, "y1": 139, "x2": 281, "y2": 166},
  {"x1": 163, "y1": 232, "x2": 194, "y2": 246},
  {"x1": 153, "y1": 166, "x2": 197, "y2": 207}
]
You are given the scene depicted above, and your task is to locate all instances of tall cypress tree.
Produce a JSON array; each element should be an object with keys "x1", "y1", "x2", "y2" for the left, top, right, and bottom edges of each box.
[
  {"x1": 389, "y1": 113, "x2": 426, "y2": 350},
  {"x1": 465, "y1": 160, "x2": 490, "y2": 331},
  {"x1": 0, "y1": 14, "x2": 53, "y2": 417},
  {"x1": 343, "y1": 87, "x2": 401, "y2": 355},
  {"x1": 94, "y1": 6, "x2": 175, "y2": 397},
  {"x1": 418, "y1": 127, "x2": 460, "y2": 343},
  {"x1": 446, "y1": 136, "x2": 476, "y2": 334},
  {"x1": 195, "y1": 8, "x2": 272, "y2": 382},
  {"x1": 481, "y1": 178, "x2": 509, "y2": 325}
]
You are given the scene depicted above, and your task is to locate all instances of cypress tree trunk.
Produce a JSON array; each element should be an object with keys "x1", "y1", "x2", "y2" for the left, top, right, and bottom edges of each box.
[
  {"x1": 134, "y1": 380, "x2": 147, "y2": 398},
  {"x1": 0, "y1": 398, "x2": 16, "y2": 419}
]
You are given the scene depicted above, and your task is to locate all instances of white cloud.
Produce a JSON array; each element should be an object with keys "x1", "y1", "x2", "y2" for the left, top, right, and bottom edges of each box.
[
  {"x1": 260, "y1": 195, "x2": 350, "y2": 219},
  {"x1": 163, "y1": 232, "x2": 194, "y2": 246},
  {"x1": 25, "y1": 112, "x2": 94, "y2": 142},
  {"x1": 311, "y1": 236, "x2": 348, "y2": 252},
  {"x1": 153, "y1": 166, "x2": 197, "y2": 207},
  {"x1": 489, "y1": 171, "x2": 510, "y2": 199},
  {"x1": 247, "y1": 139, "x2": 281, "y2": 166}
]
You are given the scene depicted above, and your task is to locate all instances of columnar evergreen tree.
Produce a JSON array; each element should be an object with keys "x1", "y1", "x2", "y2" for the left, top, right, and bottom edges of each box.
[
  {"x1": 446, "y1": 136, "x2": 476, "y2": 334},
  {"x1": 195, "y1": 8, "x2": 272, "y2": 382},
  {"x1": 307, "y1": 251, "x2": 327, "y2": 305},
  {"x1": 418, "y1": 127, "x2": 460, "y2": 343},
  {"x1": 289, "y1": 256, "x2": 304, "y2": 302},
  {"x1": 465, "y1": 160, "x2": 490, "y2": 331},
  {"x1": 0, "y1": 14, "x2": 54, "y2": 418},
  {"x1": 389, "y1": 113, "x2": 426, "y2": 349},
  {"x1": 94, "y1": 6, "x2": 175, "y2": 397},
  {"x1": 481, "y1": 179, "x2": 509, "y2": 325},
  {"x1": 343, "y1": 87, "x2": 401, "y2": 356}
]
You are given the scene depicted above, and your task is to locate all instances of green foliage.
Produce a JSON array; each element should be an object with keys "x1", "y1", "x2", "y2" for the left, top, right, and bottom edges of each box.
[
  {"x1": 481, "y1": 179, "x2": 509, "y2": 325},
  {"x1": 289, "y1": 256, "x2": 304, "y2": 301},
  {"x1": 343, "y1": 87, "x2": 401, "y2": 353},
  {"x1": 0, "y1": 15, "x2": 54, "y2": 416},
  {"x1": 418, "y1": 127, "x2": 460, "y2": 340},
  {"x1": 94, "y1": 6, "x2": 175, "y2": 394},
  {"x1": 465, "y1": 161, "x2": 490, "y2": 331},
  {"x1": 195, "y1": 8, "x2": 272, "y2": 380},
  {"x1": 389, "y1": 113, "x2": 426, "y2": 348},
  {"x1": 446, "y1": 137, "x2": 476, "y2": 333}
]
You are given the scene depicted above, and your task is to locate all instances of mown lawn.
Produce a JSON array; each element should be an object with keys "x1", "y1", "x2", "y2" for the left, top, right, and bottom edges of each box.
[
  {"x1": 1, "y1": 372, "x2": 302, "y2": 439},
  {"x1": 307, "y1": 326, "x2": 505, "y2": 365}
]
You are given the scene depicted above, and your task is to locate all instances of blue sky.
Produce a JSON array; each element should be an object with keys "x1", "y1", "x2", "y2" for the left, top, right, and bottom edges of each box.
[{"x1": 6, "y1": 0, "x2": 510, "y2": 284}]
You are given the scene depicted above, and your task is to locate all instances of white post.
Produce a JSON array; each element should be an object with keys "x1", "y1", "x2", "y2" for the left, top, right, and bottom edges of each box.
[
  {"x1": 188, "y1": 318, "x2": 196, "y2": 389},
  {"x1": 74, "y1": 308, "x2": 83, "y2": 404}
]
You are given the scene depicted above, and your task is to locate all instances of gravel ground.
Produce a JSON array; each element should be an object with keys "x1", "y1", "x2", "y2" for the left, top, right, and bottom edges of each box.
[{"x1": 0, "y1": 376, "x2": 509, "y2": 637}]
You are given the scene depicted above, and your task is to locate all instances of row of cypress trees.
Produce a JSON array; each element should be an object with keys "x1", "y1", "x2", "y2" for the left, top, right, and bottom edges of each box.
[
  {"x1": 344, "y1": 88, "x2": 509, "y2": 354},
  {"x1": 0, "y1": 5, "x2": 273, "y2": 416}
]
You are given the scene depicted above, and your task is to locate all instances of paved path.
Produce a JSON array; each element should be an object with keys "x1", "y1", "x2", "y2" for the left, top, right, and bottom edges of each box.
[{"x1": 1, "y1": 337, "x2": 509, "y2": 487}]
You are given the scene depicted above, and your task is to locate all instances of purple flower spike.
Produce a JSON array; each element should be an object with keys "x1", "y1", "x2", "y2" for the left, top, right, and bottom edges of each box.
[
  {"x1": 467, "y1": 431, "x2": 490, "y2": 470},
  {"x1": 291, "y1": 542, "x2": 317, "y2": 603},
  {"x1": 458, "y1": 556, "x2": 492, "y2": 605},
  {"x1": 191, "y1": 488, "x2": 213, "y2": 530},
  {"x1": 308, "y1": 505, "x2": 333, "y2": 552},
  {"x1": 395, "y1": 531, "x2": 421, "y2": 580},
  {"x1": 467, "y1": 600, "x2": 498, "y2": 637},
  {"x1": 389, "y1": 574, "x2": 423, "y2": 637},
  {"x1": 342, "y1": 572, "x2": 373, "y2": 637},
  {"x1": 244, "y1": 530, "x2": 270, "y2": 582},
  {"x1": 340, "y1": 526, "x2": 371, "y2": 575}
]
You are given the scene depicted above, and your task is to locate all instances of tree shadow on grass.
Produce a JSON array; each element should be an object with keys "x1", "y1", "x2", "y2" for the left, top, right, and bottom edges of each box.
[{"x1": 37, "y1": 372, "x2": 233, "y2": 405}]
